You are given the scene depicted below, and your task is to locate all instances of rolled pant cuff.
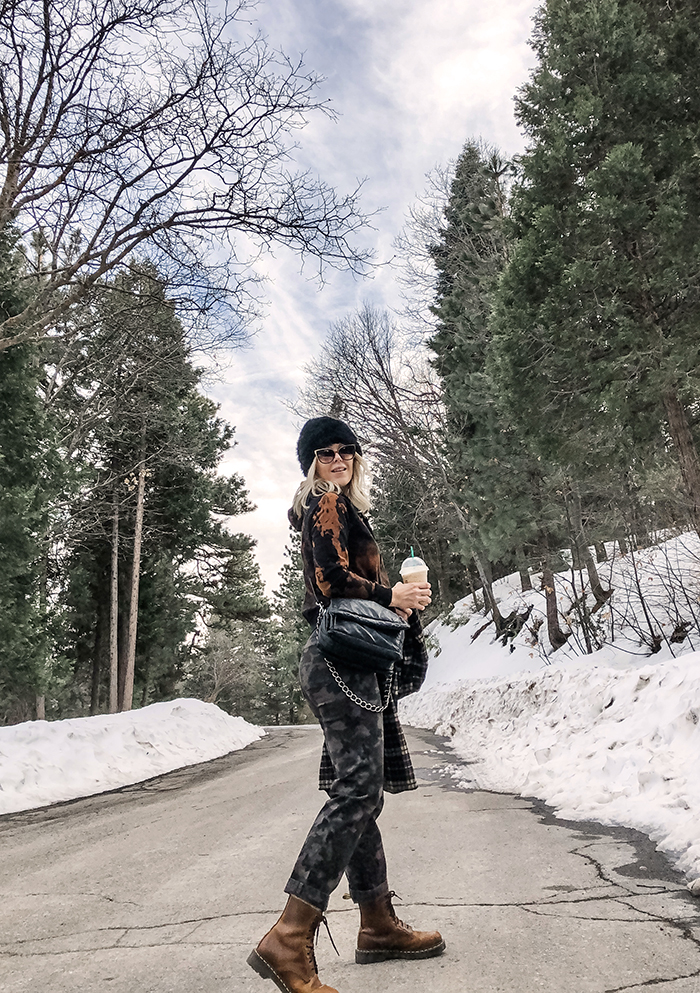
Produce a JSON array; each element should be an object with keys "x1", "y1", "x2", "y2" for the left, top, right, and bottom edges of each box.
[
  {"x1": 349, "y1": 879, "x2": 390, "y2": 905},
  {"x1": 284, "y1": 878, "x2": 328, "y2": 913}
]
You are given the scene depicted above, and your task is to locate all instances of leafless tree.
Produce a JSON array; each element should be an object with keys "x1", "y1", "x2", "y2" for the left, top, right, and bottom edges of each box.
[
  {"x1": 293, "y1": 305, "x2": 472, "y2": 601},
  {"x1": 0, "y1": 0, "x2": 372, "y2": 350},
  {"x1": 392, "y1": 162, "x2": 453, "y2": 336},
  {"x1": 295, "y1": 304, "x2": 445, "y2": 481},
  {"x1": 294, "y1": 303, "x2": 533, "y2": 624}
]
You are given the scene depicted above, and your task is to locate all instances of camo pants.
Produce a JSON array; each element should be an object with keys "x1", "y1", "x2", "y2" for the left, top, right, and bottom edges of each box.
[{"x1": 284, "y1": 632, "x2": 390, "y2": 912}]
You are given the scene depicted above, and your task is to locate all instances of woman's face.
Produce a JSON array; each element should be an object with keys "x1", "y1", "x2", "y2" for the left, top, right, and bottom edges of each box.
[{"x1": 315, "y1": 442, "x2": 355, "y2": 488}]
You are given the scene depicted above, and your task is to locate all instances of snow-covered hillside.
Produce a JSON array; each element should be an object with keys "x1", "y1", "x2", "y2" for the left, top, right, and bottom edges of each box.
[
  {"x1": 402, "y1": 531, "x2": 700, "y2": 891},
  {"x1": 0, "y1": 699, "x2": 264, "y2": 815}
]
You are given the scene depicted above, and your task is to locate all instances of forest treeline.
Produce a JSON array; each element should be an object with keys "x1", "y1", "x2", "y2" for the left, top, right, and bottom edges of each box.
[
  {"x1": 0, "y1": 0, "x2": 366, "y2": 726},
  {"x1": 0, "y1": 243, "x2": 314, "y2": 726},
  {"x1": 298, "y1": 0, "x2": 700, "y2": 656},
  {"x1": 4, "y1": 0, "x2": 700, "y2": 724}
]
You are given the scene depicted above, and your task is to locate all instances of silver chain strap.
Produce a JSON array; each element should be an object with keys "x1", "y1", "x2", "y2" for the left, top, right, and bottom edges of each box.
[
  {"x1": 325, "y1": 658, "x2": 393, "y2": 712},
  {"x1": 316, "y1": 602, "x2": 393, "y2": 712}
]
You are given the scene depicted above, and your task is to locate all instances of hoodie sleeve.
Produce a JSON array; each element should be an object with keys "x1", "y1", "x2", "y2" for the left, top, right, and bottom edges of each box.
[{"x1": 310, "y1": 492, "x2": 393, "y2": 606}]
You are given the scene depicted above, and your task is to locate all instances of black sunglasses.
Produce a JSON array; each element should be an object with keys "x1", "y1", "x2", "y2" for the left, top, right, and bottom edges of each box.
[{"x1": 315, "y1": 444, "x2": 356, "y2": 464}]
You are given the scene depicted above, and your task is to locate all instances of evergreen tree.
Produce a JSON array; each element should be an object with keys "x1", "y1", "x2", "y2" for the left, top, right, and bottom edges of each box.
[
  {"x1": 428, "y1": 141, "x2": 553, "y2": 621},
  {"x1": 54, "y1": 262, "x2": 264, "y2": 715},
  {"x1": 491, "y1": 0, "x2": 700, "y2": 532},
  {"x1": 269, "y1": 532, "x2": 314, "y2": 724},
  {"x1": 183, "y1": 540, "x2": 273, "y2": 724},
  {"x1": 185, "y1": 535, "x2": 312, "y2": 727},
  {"x1": 0, "y1": 227, "x2": 63, "y2": 723},
  {"x1": 369, "y1": 460, "x2": 467, "y2": 615}
]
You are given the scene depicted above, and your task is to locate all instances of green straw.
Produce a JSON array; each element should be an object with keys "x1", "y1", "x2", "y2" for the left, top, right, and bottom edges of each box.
[{"x1": 410, "y1": 546, "x2": 414, "y2": 557}]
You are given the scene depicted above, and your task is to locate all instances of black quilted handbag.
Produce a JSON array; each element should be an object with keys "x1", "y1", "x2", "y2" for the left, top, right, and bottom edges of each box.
[{"x1": 316, "y1": 598, "x2": 409, "y2": 673}]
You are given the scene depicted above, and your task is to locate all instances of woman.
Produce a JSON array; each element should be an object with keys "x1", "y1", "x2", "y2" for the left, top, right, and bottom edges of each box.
[{"x1": 248, "y1": 416, "x2": 445, "y2": 993}]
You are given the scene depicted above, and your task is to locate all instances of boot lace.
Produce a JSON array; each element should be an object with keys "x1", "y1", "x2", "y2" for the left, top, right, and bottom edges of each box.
[
  {"x1": 307, "y1": 914, "x2": 339, "y2": 973},
  {"x1": 387, "y1": 891, "x2": 413, "y2": 932}
]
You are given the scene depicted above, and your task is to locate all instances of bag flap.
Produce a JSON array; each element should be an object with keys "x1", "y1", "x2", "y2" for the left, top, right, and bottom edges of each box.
[{"x1": 327, "y1": 597, "x2": 409, "y2": 630}]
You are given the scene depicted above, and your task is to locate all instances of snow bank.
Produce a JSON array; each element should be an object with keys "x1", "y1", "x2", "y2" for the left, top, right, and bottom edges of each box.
[
  {"x1": 422, "y1": 532, "x2": 700, "y2": 691},
  {"x1": 401, "y1": 533, "x2": 700, "y2": 885},
  {"x1": 0, "y1": 698, "x2": 264, "y2": 815},
  {"x1": 402, "y1": 653, "x2": 700, "y2": 881}
]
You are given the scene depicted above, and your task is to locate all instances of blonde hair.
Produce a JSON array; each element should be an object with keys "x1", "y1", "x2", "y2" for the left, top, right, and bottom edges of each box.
[{"x1": 292, "y1": 452, "x2": 373, "y2": 518}]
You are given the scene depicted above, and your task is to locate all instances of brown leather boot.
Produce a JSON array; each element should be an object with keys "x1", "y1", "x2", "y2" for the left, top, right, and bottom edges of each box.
[
  {"x1": 247, "y1": 895, "x2": 339, "y2": 993},
  {"x1": 355, "y1": 890, "x2": 446, "y2": 964}
]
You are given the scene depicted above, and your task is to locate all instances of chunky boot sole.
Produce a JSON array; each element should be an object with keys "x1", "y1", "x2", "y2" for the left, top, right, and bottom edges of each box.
[
  {"x1": 247, "y1": 949, "x2": 293, "y2": 993},
  {"x1": 355, "y1": 937, "x2": 446, "y2": 963}
]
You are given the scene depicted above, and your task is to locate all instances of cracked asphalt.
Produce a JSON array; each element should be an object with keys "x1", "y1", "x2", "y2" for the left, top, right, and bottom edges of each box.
[{"x1": 2, "y1": 725, "x2": 700, "y2": 992}]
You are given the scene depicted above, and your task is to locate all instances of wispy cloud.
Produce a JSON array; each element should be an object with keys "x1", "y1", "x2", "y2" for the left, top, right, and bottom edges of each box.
[{"x1": 207, "y1": 0, "x2": 539, "y2": 593}]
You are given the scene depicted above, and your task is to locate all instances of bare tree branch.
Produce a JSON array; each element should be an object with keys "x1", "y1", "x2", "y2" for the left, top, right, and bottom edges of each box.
[{"x1": 0, "y1": 0, "x2": 374, "y2": 349}]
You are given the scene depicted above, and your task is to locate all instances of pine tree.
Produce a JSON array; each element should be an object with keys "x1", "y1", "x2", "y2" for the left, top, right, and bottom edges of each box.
[
  {"x1": 0, "y1": 227, "x2": 63, "y2": 723},
  {"x1": 182, "y1": 537, "x2": 273, "y2": 723},
  {"x1": 491, "y1": 0, "x2": 700, "y2": 533},
  {"x1": 55, "y1": 262, "x2": 264, "y2": 715},
  {"x1": 428, "y1": 141, "x2": 552, "y2": 619},
  {"x1": 268, "y1": 532, "x2": 314, "y2": 724}
]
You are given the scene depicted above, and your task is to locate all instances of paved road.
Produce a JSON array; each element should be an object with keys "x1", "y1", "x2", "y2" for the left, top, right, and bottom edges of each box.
[{"x1": 2, "y1": 725, "x2": 700, "y2": 993}]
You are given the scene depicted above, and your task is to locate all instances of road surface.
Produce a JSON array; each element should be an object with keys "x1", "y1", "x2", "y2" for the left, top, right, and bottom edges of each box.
[{"x1": 2, "y1": 725, "x2": 700, "y2": 992}]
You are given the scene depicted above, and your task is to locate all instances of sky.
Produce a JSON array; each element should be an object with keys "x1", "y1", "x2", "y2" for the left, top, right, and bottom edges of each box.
[{"x1": 205, "y1": 0, "x2": 540, "y2": 594}]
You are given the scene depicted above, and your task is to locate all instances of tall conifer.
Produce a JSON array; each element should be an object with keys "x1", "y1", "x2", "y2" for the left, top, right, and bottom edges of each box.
[
  {"x1": 0, "y1": 228, "x2": 62, "y2": 722},
  {"x1": 492, "y1": 0, "x2": 700, "y2": 531},
  {"x1": 429, "y1": 142, "x2": 548, "y2": 604}
]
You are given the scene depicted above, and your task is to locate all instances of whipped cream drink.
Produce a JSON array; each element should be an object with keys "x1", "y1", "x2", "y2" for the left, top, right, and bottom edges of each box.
[{"x1": 400, "y1": 554, "x2": 428, "y2": 585}]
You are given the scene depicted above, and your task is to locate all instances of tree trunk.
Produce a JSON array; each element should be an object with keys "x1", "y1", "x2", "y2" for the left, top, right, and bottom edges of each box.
[
  {"x1": 568, "y1": 484, "x2": 611, "y2": 607},
  {"x1": 594, "y1": 542, "x2": 608, "y2": 563},
  {"x1": 140, "y1": 661, "x2": 151, "y2": 708},
  {"x1": 516, "y1": 546, "x2": 533, "y2": 591},
  {"x1": 91, "y1": 598, "x2": 108, "y2": 716},
  {"x1": 663, "y1": 388, "x2": 700, "y2": 533},
  {"x1": 90, "y1": 653, "x2": 101, "y2": 716},
  {"x1": 121, "y1": 435, "x2": 147, "y2": 712},
  {"x1": 570, "y1": 563, "x2": 593, "y2": 654},
  {"x1": 472, "y1": 550, "x2": 505, "y2": 631},
  {"x1": 109, "y1": 483, "x2": 119, "y2": 714},
  {"x1": 118, "y1": 609, "x2": 129, "y2": 711},
  {"x1": 585, "y1": 549, "x2": 612, "y2": 607},
  {"x1": 432, "y1": 540, "x2": 449, "y2": 603},
  {"x1": 570, "y1": 542, "x2": 583, "y2": 571},
  {"x1": 35, "y1": 550, "x2": 49, "y2": 720},
  {"x1": 469, "y1": 577, "x2": 480, "y2": 611},
  {"x1": 540, "y1": 559, "x2": 569, "y2": 651}
]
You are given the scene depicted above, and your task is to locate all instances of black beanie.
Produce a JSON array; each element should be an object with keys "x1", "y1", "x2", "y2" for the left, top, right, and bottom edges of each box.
[{"x1": 297, "y1": 417, "x2": 362, "y2": 475}]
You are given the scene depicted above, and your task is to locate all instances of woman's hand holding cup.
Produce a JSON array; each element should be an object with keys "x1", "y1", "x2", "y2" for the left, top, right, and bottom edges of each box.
[
  {"x1": 392, "y1": 553, "x2": 430, "y2": 613},
  {"x1": 390, "y1": 580, "x2": 432, "y2": 612}
]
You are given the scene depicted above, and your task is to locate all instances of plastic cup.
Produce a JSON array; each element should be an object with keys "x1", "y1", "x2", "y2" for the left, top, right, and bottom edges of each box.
[{"x1": 400, "y1": 554, "x2": 428, "y2": 585}]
